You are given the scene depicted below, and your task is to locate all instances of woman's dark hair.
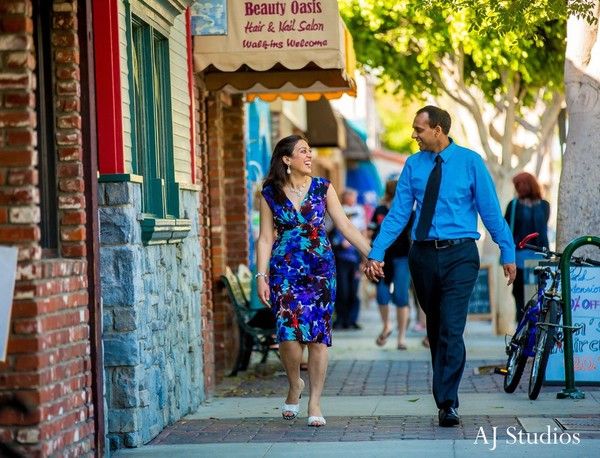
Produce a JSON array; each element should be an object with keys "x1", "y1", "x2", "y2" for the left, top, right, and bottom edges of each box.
[
  {"x1": 263, "y1": 134, "x2": 305, "y2": 203},
  {"x1": 513, "y1": 172, "x2": 543, "y2": 200}
]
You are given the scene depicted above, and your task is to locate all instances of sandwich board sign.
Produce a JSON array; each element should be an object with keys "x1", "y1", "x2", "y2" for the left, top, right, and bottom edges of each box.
[{"x1": 545, "y1": 266, "x2": 600, "y2": 384}]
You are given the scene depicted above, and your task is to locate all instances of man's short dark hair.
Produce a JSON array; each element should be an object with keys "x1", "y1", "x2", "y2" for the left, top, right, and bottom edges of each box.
[{"x1": 416, "y1": 105, "x2": 451, "y2": 135}]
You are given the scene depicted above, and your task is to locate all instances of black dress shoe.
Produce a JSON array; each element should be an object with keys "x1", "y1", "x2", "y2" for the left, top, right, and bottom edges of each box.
[{"x1": 438, "y1": 407, "x2": 460, "y2": 427}]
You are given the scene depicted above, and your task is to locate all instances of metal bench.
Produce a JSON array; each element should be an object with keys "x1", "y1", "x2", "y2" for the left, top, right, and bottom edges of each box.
[{"x1": 221, "y1": 266, "x2": 278, "y2": 376}]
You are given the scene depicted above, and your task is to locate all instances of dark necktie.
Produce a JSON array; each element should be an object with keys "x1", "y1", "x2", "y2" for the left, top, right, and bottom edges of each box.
[{"x1": 415, "y1": 155, "x2": 442, "y2": 241}]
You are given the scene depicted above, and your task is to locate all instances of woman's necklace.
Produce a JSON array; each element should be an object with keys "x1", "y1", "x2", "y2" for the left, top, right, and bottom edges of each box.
[{"x1": 287, "y1": 176, "x2": 309, "y2": 199}]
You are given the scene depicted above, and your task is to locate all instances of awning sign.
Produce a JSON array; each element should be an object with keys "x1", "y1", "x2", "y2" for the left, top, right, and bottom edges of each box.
[
  {"x1": 0, "y1": 245, "x2": 18, "y2": 362},
  {"x1": 191, "y1": 0, "x2": 228, "y2": 36},
  {"x1": 195, "y1": 0, "x2": 343, "y2": 72}
]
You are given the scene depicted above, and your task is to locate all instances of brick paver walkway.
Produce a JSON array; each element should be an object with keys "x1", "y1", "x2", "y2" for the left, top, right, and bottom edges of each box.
[
  {"x1": 151, "y1": 415, "x2": 600, "y2": 445},
  {"x1": 214, "y1": 359, "x2": 583, "y2": 397},
  {"x1": 151, "y1": 358, "x2": 600, "y2": 445},
  {"x1": 150, "y1": 309, "x2": 600, "y2": 447}
]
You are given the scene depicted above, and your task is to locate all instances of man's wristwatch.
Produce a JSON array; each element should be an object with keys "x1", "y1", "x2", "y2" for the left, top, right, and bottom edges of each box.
[{"x1": 255, "y1": 272, "x2": 268, "y2": 280}]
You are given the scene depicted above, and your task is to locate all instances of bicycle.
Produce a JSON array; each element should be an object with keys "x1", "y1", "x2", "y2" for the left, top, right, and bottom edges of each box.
[{"x1": 501, "y1": 232, "x2": 600, "y2": 400}]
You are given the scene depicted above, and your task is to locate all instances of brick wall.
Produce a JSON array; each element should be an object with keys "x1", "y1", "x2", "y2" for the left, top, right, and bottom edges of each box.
[
  {"x1": 0, "y1": 1, "x2": 95, "y2": 456},
  {"x1": 223, "y1": 95, "x2": 248, "y2": 270},
  {"x1": 195, "y1": 83, "x2": 215, "y2": 394},
  {"x1": 203, "y1": 92, "x2": 248, "y2": 379}
]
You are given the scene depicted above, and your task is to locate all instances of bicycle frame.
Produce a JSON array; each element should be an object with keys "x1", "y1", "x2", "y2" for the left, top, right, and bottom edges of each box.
[{"x1": 514, "y1": 266, "x2": 555, "y2": 358}]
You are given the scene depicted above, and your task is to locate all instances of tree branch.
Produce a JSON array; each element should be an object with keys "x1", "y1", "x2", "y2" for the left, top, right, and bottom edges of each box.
[
  {"x1": 517, "y1": 146, "x2": 536, "y2": 169},
  {"x1": 454, "y1": 74, "x2": 497, "y2": 162},
  {"x1": 501, "y1": 73, "x2": 518, "y2": 169},
  {"x1": 515, "y1": 116, "x2": 538, "y2": 132},
  {"x1": 537, "y1": 91, "x2": 564, "y2": 142}
]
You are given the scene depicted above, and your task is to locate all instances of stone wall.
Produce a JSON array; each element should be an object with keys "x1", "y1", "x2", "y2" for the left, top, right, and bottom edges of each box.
[{"x1": 99, "y1": 181, "x2": 203, "y2": 449}]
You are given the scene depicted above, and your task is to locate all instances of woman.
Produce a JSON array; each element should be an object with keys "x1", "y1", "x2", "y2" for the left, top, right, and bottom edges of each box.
[
  {"x1": 505, "y1": 172, "x2": 550, "y2": 323},
  {"x1": 368, "y1": 179, "x2": 414, "y2": 349},
  {"x1": 256, "y1": 135, "x2": 371, "y2": 427}
]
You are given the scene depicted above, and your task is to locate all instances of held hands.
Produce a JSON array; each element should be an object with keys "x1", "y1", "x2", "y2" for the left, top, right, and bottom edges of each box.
[
  {"x1": 257, "y1": 276, "x2": 271, "y2": 307},
  {"x1": 363, "y1": 259, "x2": 385, "y2": 282},
  {"x1": 503, "y1": 263, "x2": 517, "y2": 286}
]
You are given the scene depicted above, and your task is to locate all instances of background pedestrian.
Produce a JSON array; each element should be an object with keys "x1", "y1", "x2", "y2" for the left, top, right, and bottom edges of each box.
[{"x1": 505, "y1": 172, "x2": 550, "y2": 323}]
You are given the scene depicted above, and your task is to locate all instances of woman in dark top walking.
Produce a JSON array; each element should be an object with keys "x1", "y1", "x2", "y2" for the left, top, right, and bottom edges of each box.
[
  {"x1": 369, "y1": 179, "x2": 414, "y2": 349},
  {"x1": 504, "y1": 172, "x2": 550, "y2": 323}
]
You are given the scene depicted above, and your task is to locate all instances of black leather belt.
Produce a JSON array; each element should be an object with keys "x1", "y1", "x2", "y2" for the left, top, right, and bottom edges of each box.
[{"x1": 414, "y1": 238, "x2": 473, "y2": 250}]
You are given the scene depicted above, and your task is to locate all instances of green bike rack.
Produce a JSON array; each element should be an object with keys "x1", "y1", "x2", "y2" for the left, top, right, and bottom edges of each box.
[{"x1": 557, "y1": 235, "x2": 600, "y2": 400}]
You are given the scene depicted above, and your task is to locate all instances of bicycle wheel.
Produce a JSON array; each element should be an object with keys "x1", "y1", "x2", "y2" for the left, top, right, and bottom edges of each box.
[
  {"x1": 503, "y1": 322, "x2": 528, "y2": 393},
  {"x1": 528, "y1": 299, "x2": 559, "y2": 400}
]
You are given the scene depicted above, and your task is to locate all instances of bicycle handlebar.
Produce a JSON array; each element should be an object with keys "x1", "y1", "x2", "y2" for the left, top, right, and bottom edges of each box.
[
  {"x1": 518, "y1": 233, "x2": 600, "y2": 267},
  {"x1": 522, "y1": 243, "x2": 552, "y2": 254},
  {"x1": 582, "y1": 258, "x2": 600, "y2": 267},
  {"x1": 518, "y1": 232, "x2": 540, "y2": 249}
]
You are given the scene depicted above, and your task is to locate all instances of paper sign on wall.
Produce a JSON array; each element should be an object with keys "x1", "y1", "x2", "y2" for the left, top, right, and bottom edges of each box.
[{"x1": 0, "y1": 246, "x2": 18, "y2": 362}]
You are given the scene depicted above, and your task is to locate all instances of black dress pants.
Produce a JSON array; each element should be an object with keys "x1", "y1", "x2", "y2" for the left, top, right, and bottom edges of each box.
[{"x1": 408, "y1": 240, "x2": 479, "y2": 409}]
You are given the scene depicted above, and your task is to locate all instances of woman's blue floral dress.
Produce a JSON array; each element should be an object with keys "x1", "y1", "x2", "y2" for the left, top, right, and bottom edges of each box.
[{"x1": 262, "y1": 177, "x2": 336, "y2": 346}]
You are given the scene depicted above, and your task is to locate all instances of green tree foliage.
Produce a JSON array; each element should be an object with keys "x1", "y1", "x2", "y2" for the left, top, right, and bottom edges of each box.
[
  {"x1": 339, "y1": 0, "x2": 566, "y2": 184},
  {"x1": 375, "y1": 86, "x2": 420, "y2": 153},
  {"x1": 339, "y1": 0, "x2": 565, "y2": 109},
  {"x1": 447, "y1": 0, "x2": 597, "y2": 36}
]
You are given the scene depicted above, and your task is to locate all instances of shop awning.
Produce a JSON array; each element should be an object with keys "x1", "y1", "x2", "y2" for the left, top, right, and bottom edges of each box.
[
  {"x1": 305, "y1": 99, "x2": 346, "y2": 148},
  {"x1": 193, "y1": 0, "x2": 356, "y2": 98},
  {"x1": 343, "y1": 119, "x2": 371, "y2": 161},
  {"x1": 346, "y1": 160, "x2": 383, "y2": 206}
]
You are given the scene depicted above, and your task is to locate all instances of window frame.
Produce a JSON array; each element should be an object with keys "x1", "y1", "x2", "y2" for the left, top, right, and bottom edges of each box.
[
  {"x1": 126, "y1": 8, "x2": 179, "y2": 220},
  {"x1": 33, "y1": 0, "x2": 59, "y2": 253}
]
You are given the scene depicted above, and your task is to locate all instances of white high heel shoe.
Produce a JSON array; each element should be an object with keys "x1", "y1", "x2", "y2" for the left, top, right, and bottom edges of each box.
[
  {"x1": 281, "y1": 402, "x2": 300, "y2": 420},
  {"x1": 281, "y1": 378, "x2": 304, "y2": 420},
  {"x1": 307, "y1": 416, "x2": 326, "y2": 427}
]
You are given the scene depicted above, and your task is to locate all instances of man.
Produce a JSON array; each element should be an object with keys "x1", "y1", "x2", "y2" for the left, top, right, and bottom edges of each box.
[{"x1": 364, "y1": 106, "x2": 516, "y2": 427}]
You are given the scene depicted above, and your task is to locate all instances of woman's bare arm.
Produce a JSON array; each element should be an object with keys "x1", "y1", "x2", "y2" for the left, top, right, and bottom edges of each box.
[
  {"x1": 256, "y1": 195, "x2": 275, "y2": 305},
  {"x1": 326, "y1": 185, "x2": 371, "y2": 258}
]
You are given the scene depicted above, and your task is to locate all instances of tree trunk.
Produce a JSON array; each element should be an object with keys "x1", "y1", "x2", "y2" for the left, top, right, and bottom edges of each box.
[
  {"x1": 490, "y1": 177, "x2": 516, "y2": 335},
  {"x1": 558, "y1": 2, "x2": 600, "y2": 252}
]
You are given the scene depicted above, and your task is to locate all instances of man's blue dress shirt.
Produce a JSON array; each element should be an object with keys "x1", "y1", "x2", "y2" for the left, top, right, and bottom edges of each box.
[{"x1": 369, "y1": 140, "x2": 515, "y2": 264}]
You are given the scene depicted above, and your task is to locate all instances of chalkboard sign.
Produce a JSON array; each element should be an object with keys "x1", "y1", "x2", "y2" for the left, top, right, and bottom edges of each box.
[
  {"x1": 545, "y1": 266, "x2": 600, "y2": 384},
  {"x1": 468, "y1": 265, "x2": 492, "y2": 319}
]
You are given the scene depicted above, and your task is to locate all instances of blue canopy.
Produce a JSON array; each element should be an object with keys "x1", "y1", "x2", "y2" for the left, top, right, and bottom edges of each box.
[{"x1": 346, "y1": 160, "x2": 383, "y2": 207}]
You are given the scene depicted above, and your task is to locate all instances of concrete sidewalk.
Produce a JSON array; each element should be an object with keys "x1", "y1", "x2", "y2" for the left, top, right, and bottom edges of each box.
[
  {"x1": 114, "y1": 299, "x2": 600, "y2": 457},
  {"x1": 115, "y1": 439, "x2": 600, "y2": 457},
  {"x1": 184, "y1": 392, "x2": 600, "y2": 419}
]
